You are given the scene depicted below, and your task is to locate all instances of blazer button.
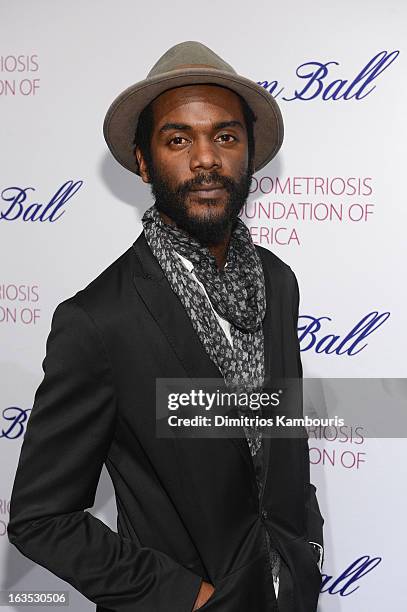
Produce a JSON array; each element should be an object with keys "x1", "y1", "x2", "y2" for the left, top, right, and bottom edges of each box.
[{"x1": 261, "y1": 509, "x2": 268, "y2": 520}]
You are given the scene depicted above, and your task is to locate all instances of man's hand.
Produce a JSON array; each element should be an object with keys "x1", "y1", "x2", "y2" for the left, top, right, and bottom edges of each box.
[{"x1": 192, "y1": 580, "x2": 215, "y2": 610}]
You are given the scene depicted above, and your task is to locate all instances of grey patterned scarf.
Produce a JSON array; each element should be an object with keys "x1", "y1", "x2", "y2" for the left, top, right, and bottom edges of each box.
[
  {"x1": 141, "y1": 203, "x2": 281, "y2": 585},
  {"x1": 142, "y1": 203, "x2": 266, "y2": 397}
]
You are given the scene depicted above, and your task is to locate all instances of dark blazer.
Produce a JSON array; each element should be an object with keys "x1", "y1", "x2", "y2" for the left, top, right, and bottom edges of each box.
[{"x1": 7, "y1": 231, "x2": 324, "y2": 612}]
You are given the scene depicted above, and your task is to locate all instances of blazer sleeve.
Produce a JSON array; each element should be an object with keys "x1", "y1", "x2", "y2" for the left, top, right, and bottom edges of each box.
[
  {"x1": 290, "y1": 270, "x2": 325, "y2": 551},
  {"x1": 7, "y1": 298, "x2": 202, "y2": 612}
]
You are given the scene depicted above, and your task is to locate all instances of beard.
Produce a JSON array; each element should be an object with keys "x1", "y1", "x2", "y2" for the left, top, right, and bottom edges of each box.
[{"x1": 147, "y1": 162, "x2": 252, "y2": 246}]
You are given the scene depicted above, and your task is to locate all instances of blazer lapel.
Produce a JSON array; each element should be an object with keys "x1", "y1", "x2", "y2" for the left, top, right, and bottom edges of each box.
[
  {"x1": 132, "y1": 232, "x2": 224, "y2": 379},
  {"x1": 131, "y1": 232, "x2": 274, "y2": 498}
]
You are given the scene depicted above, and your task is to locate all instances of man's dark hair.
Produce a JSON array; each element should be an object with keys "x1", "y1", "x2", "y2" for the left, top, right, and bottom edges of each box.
[{"x1": 133, "y1": 90, "x2": 257, "y2": 174}]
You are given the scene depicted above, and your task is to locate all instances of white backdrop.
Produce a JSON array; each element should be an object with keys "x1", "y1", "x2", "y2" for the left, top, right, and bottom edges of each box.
[{"x1": 1, "y1": 0, "x2": 406, "y2": 609}]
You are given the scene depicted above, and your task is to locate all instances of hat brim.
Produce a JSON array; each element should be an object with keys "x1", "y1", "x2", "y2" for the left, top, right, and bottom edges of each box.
[{"x1": 103, "y1": 67, "x2": 284, "y2": 175}]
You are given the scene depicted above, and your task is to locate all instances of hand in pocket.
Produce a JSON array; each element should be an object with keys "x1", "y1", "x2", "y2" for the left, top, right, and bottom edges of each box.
[{"x1": 193, "y1": 580, "x2": 215, "y2": 610}]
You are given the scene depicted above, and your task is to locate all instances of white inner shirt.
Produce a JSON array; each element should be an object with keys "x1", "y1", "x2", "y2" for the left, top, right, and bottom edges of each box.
[{"x1": 174, "y1": 250, "x2": 234, "y2": 348}]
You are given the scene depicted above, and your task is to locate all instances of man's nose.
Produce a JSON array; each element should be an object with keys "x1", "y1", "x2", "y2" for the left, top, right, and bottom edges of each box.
[{"x1": 189, "y1": 137, "x2": 222, "y2": 172}]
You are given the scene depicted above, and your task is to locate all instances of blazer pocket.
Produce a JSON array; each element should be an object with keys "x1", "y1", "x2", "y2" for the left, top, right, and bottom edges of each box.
[
  {"x1": 286, "y1": 535, "x2": 323, "y2": 588},
  {"x1": 301, "y1": 537, "x2": 323, "y2": 578},
  {"x1": 195, "y1": 552, "x2": 274, "y2": 611}
]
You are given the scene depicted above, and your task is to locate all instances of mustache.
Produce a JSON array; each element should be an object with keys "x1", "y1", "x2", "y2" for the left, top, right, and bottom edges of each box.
[{"x1": 177, "y1": 172, "x2": 236, "y2": 195}]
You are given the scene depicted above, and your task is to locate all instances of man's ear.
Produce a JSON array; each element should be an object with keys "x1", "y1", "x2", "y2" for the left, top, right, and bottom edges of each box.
[{"x1": 135, "y1": 146, "x2": 150, "y2": 183}]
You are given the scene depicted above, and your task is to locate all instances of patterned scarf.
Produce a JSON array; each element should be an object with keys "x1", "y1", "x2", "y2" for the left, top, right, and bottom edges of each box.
[
  {"x1": 141, "y1": 203, "x2": 281, "y2": 584},
  {"x1": 142, "y1": 203, "x2": 266, "y2": 397}
]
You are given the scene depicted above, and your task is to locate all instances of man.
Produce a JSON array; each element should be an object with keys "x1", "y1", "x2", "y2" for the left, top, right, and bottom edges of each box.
[{"x1": 7, "y1": 41, "x2": 324, "y2": 611}]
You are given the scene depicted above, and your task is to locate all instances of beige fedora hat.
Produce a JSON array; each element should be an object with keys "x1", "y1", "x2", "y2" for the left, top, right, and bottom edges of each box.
[{"x1": 103, "y1": 40, "x2": 284, "y2": 175}]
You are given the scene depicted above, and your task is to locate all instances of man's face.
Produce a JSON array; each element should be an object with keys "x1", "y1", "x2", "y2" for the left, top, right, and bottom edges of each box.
[{"x1": 136, "y1": 84, "x2": 253, "y2": 245}]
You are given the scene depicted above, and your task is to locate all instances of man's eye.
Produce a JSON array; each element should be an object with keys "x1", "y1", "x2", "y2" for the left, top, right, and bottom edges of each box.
[
  {"x1": 216, "y1": 134, "x2": 236, "y2": 143},
  {"x1": 169, "y1": 136, "x2": 188, "y2": 145}
]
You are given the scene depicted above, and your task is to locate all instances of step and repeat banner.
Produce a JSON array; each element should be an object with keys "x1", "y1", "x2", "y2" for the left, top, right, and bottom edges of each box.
[{"x1": 1, "y1": 1, "x2": 405, "y2": 610}]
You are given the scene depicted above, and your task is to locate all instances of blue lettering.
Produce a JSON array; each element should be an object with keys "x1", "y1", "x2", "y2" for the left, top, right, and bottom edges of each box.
[
  {"x1": 259, "y1": 50, "x2": 400, "y2": 103},
  {"x1": 0, "y1": 181, "x2": 83, "y2": 223},
  {"x1": 283, "y1": 61, "x2": 338, "y2": 101},
  {"x1": 320, "y1": 555, "x2": 382, "y2": 596},
  {"x1": 0, "y1": 187, "x2": 34, "y2": 220},
  {"x1": 298, "y1": 316, "x2": 331, "y2": 350},
  {"x1": 343, "y1": 50, "x2": 400, "y2": 100},
  {"x1": 41, "y1": 180, "x2": 83, "y2": 221},
  {"x1": 298, "y1": 312, "x2": 390, "y2": 356},
  {"x1": 257, "y1": 80, "x2": 284, "y2": 98},
  {"x1": 336, "y1": 312, "x2": 390, "y2": 356},
  {"x1": 1, "y1": 407, "x2": 31, "y2": 439}
]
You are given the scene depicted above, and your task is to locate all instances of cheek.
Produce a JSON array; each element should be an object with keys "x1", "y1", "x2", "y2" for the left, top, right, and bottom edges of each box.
[
  {"x1": 224, "y1": 159, "x2": 248, "y2": 182},
  {"x1": 155, "y1": 150, "x2": 191, "y2": 182},
  {"x1": 221, "y1": 146, "x2": 249, "y2": 174}
]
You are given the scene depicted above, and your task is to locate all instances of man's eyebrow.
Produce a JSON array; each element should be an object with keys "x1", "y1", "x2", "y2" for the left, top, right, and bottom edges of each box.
[
  {"x1": 214, "y1": 120, "x2": 245, "y2": 130},
  {"x1": 158, "y1": 120, "x2": 245, "y2": 133},
  {"x1": 159, "y1": 123, "x2": 191, "y2": 133}
]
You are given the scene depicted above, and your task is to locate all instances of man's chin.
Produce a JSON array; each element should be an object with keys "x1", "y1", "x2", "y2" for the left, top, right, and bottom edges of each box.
[
  {"x1": 186, "y1": 198, "x2": 229, "y2": 222},
  {"x1": 174, "y1": 209, "x2": 232, "y2": 246}
]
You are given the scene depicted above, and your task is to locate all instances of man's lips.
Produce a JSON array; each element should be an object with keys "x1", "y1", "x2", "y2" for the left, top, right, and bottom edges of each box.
[{"x1": 189, "y1": 184, "x2": 227, "y2": 198}]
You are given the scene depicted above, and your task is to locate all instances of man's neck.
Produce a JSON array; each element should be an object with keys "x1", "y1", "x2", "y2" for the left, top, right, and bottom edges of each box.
[{"x1": 158, "y1": 210, "x2": 231, "y2": 271}]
